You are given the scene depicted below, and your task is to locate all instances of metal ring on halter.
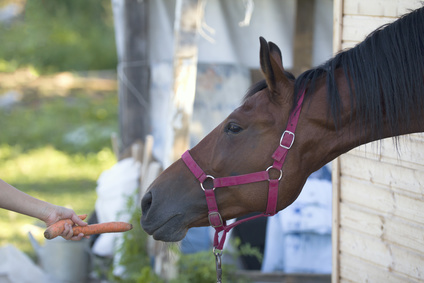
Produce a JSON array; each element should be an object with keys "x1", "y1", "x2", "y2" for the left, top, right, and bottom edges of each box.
[
  {"x1": 200, "y1": 175, "x2": 216, "y2": 191},
  {"x1": 213, "y1": 247, "x2": 223, "y2": 256},
  {"x1": 266, "y1": 166, "x2": 283, "y2": 181}
]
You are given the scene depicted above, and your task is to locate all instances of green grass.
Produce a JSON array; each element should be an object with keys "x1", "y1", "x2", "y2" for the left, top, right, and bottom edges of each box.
[
  {"x1": 0, "y1": 0, "x2": 116, "y2": 74},
  {"x1": 0, "y1": 90, "x2": 118, "y2": 154},
  {"x1": 0, "y1": 88, "x2": 118, "y2": 257}
]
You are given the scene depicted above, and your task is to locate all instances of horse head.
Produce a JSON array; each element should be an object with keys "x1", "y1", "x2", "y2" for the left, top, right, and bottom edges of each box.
[
  {"x1": 141, "y1": 8, "x2": 424, "y2": 243},
  {"x1": 141, "y1": 37, "x2": 316, "y2": 242}
]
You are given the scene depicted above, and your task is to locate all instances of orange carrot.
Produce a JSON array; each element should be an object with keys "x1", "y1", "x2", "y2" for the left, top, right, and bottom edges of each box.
[
  {"x1": 44, "y1": 214, "x2": 87, "y2": 239},
  {"x1": 44, "y1": 220, "x2": 133, "y2": 239},
  {"x1": 72, "y1": 222, "x2": 133, "y2": 236}
]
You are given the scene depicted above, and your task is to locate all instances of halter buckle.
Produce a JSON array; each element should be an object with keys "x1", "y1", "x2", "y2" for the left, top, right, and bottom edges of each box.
[
  {"x1": 208, "y1": 212, "x2": 224, "y2": 228},
  {"x1": 280, "y1": 130, "x2": 295, "y2": 149}
]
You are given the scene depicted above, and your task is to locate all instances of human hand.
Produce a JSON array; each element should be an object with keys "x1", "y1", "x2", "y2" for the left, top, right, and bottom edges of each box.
[
  {"x1": 44, "y1": 205, "x2": 89, "y2": 241},
  {"x1": 60, "y1": 222, "x2": 89, "y2": 241}
]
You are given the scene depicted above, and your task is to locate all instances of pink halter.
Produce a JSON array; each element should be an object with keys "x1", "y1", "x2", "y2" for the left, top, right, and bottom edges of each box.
[{"x1": 182, "y1": 90, "x2": 305, "y2": 250}]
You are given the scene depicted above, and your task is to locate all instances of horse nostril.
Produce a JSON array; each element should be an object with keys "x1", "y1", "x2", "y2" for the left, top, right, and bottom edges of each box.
[{"x1": 141, "y1": 191, "x2": 153, "y2": 216}]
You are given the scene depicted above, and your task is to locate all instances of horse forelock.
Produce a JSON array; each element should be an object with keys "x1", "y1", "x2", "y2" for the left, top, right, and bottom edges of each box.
[
  {"x1": 294, "y1": 6, "x2": 424, "y2": 142},
  {"x1": 243, "y1": 79, "x2": 268, "y2": 102},
  {"x1": 243, "y1": 70, "x2": 296, "y2": 103}
]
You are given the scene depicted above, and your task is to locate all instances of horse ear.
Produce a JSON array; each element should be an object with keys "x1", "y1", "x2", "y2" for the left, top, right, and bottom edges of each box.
[
  {"x1": 268, "y1": 41, "x2": 284, "y2": 70},
  {"x1": 259, "y1": 37, "x2": 291, "y2": 97}
]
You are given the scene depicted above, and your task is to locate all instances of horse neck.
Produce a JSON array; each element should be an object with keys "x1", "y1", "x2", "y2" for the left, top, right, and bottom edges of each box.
[{"x1": 299, "y1": 69, "x2": 424, "y2": 173}]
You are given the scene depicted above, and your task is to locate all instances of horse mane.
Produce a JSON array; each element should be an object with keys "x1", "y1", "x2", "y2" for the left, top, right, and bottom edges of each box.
[{"x1": 294, "y1": 6, "x2": 424, "y2": 140}]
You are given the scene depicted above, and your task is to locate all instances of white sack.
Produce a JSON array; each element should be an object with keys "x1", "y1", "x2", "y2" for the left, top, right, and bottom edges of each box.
[{"x1": 92, "y1": 158, "x2": 140, "y2": 257}]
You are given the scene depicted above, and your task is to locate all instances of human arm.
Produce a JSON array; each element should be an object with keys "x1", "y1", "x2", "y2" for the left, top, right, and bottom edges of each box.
[{"x1": 0, "y1": 179, "x2": 88, "y2": 240}]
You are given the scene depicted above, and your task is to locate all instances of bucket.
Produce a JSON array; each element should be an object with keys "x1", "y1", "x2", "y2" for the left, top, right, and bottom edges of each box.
[{"x1": 29, "y1": 232, "x2": 91, "y2": 283}]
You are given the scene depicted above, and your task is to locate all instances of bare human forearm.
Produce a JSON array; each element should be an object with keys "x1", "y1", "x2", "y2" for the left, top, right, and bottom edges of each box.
[
  {"x1": 0, "y1": 179, "x2": 88, "y2": 240},
  {"x1": 0, "y1": 179, "x2": 53, "y2": 221}
]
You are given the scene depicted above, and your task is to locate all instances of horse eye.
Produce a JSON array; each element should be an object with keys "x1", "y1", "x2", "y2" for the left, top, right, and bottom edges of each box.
[{"x1": 225, "y1": 123, "x2": 243, "y2": 134}]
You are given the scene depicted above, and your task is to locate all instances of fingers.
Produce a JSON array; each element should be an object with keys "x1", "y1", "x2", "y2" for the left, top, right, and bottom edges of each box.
[
  {"x1": 70, "y1": 233, "x2": 89, "y2": 241},
  {"x1": 61, "y1": 223, "x2": 90, "y2": 241},
  {"x1": 60, "y1": 223, "x2": 75, "y2": 240},
  {"x1": 71, "y1": 213, "x2": 88, "y2": 227}
]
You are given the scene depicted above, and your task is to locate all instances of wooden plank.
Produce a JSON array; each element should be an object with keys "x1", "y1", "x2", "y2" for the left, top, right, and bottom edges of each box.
[
  {"x1": 340, "y1": 228, "x2": 424, "y2": 281},
  {"x1": 340, "y1": 176, "x2": 424, "y2": 224},
  {"x1": 340, "y1": 40, "x2": 357, "y2": 50},
  {"x1": 347, "y1": 137, "x2": 424, "y2": 171},
  {"x1": 333, "y1": 0, "x2": 344, "y2": 53},
  {"x1": 331, "y1": 157, "x2": 341, "y2": 283},
  {"x1": 410, "y1": 132, "x2": 424, "y2": 143},
  {"x1": 339, "y1": 154, "x2": 424, "y2": 195},
  {"x1": 339, "y1": 204, "x2": 384, "y2": 238},
  {"x1": 339, "y1": 228, "x2": 393, "y2": 267},
  {"x1": 339, "y1": 252, "x2": 410, "y2": 283},
  {"x1": 340, "y1": 203, "x2": 424, "y2": 253},
  {"x1": 389, "y1": 245, "x2": 424, "y2": 281},
  {"x1": 332, "y1": 1, "x2": 342, "y2": 280},
  {"x1": 343, "y1": 0, "x2": 423, "y2": 17},
  {"x1": 340, "y1": 177, "x2": 395, "y2": 214},
  {"x1": 394, "y1": 193, "x2": 424, "y2": 228},
  {"x1": 383, "y1": 218, "x2": 424, "y2": 254},
  {"x1": 342, "y1": 14, "x2": 396, "y2": 42}
]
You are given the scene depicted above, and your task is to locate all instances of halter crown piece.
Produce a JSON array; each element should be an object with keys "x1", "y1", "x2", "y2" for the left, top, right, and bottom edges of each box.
[{"x1": 181, "y1": 90, "x2": 305, "y2": 282}]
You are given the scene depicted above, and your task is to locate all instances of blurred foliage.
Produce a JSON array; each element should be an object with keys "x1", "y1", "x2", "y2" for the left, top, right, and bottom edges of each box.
[
  {"x1": 112, "y1": 195, "x2": 164, "y2": 283},
  {"x1": 0, "y1": 89, "x2": 118, "y2": 154},
  {"x1": 0, "y1": 0, "x2": 117, "y2": 73},
  {"x1": 0, "y1": 89, "x2": 118, "y2": 257},
  {"x1": 169, "y1": 238, "x2": 255, "y2": 283}
]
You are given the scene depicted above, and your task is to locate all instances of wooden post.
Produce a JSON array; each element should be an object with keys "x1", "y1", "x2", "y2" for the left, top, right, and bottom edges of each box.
[
  {"x1": 111, "y1": 0, "x2": 150, "y2": 159},
  {"x1": 331, "y1": 157, "x2": 341, "y2": 283},
  {"x1": 168, "y1": 0, "x2": 200, "y2": 163},
  {"x1": 292, "y1": 0, "x2": 316, "y2": 76},
  {"x1": 333, "y1": 0, "x2": 343, "y2": 54},
  {"x1": 332, "y1": 2, "x2": 343, "y2": 282},
  {"x1": 149, "y1": 1, "x2": 201, "y2": 280}
]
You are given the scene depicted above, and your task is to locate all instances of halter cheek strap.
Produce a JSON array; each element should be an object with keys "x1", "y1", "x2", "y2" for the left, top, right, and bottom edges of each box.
[{"x1": 181, "y1": 90, "x2": 305, "y2": 250}]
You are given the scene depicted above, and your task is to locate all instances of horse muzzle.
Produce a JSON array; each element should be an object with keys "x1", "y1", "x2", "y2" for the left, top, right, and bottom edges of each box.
[{"x1": 140, "y1": 190, "x2": 188, "y2": 241}]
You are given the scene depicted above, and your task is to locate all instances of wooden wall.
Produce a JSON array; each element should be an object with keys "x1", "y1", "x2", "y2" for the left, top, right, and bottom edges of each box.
[{"x1": 332, "y1": 1, "x2": 424, "y2": 282}]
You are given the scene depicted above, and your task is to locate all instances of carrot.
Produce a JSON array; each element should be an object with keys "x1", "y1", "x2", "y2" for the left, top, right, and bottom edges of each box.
[
  {"x1": 72, "y1": 222, "x2": 133, "y2": 236},
  {"x1": 44, "y1": 214, "x2": 87, "y2": 240},
  {"x1": 44, "y1": 220, "x2": 133, "y2": 239}
]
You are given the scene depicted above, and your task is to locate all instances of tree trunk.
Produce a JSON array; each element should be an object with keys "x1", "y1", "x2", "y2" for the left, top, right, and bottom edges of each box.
[
  {"x1": 111, "y1": 0, "x2": 150, "y2": 159},
  {"x1": 168, "y1": 0, "x2": 200, "y2": 164}
]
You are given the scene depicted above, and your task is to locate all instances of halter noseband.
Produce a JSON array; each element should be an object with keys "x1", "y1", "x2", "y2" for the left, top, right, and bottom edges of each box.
[{"x1": 182, "y1": 90, "x2": 305, "y2": 251}]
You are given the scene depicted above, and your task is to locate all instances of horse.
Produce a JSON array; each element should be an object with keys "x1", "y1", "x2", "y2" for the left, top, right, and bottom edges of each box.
[{"x1": 141, "y1": 7, "x2": 424, "y2": 245}]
